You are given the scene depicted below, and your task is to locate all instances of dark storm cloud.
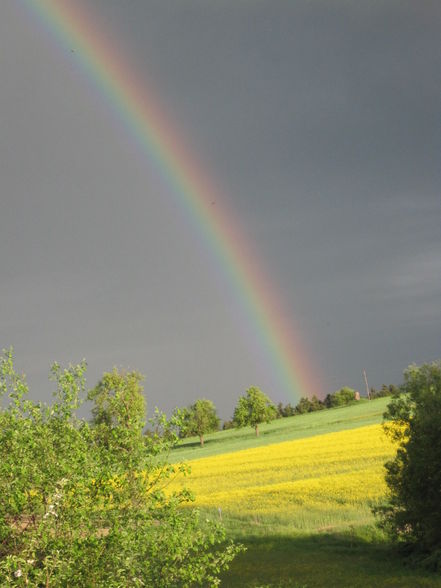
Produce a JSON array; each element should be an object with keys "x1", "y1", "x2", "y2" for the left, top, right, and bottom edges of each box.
[{"x1": 1, "y1": 0, "x2": 440, "y2": 417}]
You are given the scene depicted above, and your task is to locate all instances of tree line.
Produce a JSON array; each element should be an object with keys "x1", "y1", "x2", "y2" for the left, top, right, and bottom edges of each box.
[{"x1": 176, "y1": 383, "x2": 399, "y2": 446}]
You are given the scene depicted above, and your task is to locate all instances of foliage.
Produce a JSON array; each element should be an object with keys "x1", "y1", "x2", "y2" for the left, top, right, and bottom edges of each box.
[
  {"x1": 0, "y1": 349, "x2": 242, "y2": 587},
  {"x1": 295, "y1": 396, "x2": 324, "y2": 415},
  {"x1": 324, "y1": 387, "x2": 357, "y2": 408},
  {"x1": 277, "y1": 396, "x2": 324, "y2": 418},
  {"x1": 172, "y1": 397, "x2": 391, "y2": 462},
  {"x1": 170, "y1": 401, "x2": 440, "y2": 588},
  {"x1": 222, "y1": 419, "x2": 235, "y2": 431},
  {"x1": 308, "y1": 395, "x2": 325, "y2": 412},
  {"x1": 276, "y1": 402, "x2": 296, "y2": 418},
  {"x1": 88, "y1": 368, "x2": 146, "y2": 429},
  {"x1": 294, "y1": 397, "x2": 310, "y2": 415},
  {"x1": 233, "y1": 387, "x2": 277, "y2": 436},
  {"x1": 180, "y1": 399, "x2": 220, "y2": 446},
  {"x1": 370, "y1": 384, "x2": 399, "y2": 400},
  {"x1": 375, "y1": 361, "x2": 441, "y2": 569}
]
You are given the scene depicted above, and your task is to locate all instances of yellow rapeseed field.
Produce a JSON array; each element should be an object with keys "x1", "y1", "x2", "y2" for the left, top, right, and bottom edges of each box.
[{"x1": 171, "y1": 424, "x2": 396, "y2": 530}]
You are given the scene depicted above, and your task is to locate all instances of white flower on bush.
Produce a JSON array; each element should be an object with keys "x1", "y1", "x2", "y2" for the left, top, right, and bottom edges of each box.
[
  {"x1": 14, "y1": 569, "x2": 22, "y2": 578},
  {"x1": 44, "y1": 479, "x2": 67, "y2": 518},
  {"x1": 43, "y1": 504, "x2": 58, "y2": 519}
]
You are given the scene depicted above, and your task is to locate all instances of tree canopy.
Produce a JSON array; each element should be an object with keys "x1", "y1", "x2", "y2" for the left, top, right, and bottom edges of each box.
[
  {"x1": 233, "y1": 386, "x2": 276, "y2": 436},
  {"x1": 376, "y1": 361, "x2": 441, "y2": 570},
  {"x1": 180, "y1": 399, "x2": 220, "y2": 446},
  {"x1": 0, "y1": 349, "x2": 242, "y2": 586},
  {"x1": 324, "y1": 386, "x2": 357, "y2": 408}
]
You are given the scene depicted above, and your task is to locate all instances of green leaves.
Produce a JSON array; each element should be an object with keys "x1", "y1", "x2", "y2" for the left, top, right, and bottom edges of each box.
[
  {"x1": 0, "y1": 350, "x2": 242, "y2": 586},
  {"x1": 50, "y1": 360, "x2": 87, "y2": 419},
  {"x1": 233, "y1": 386, "x2": 277, "y2": 436},
  {"x1": 179, "y1": 399, "x2": 220, "y2": 446},
  {"x1": 376, "y1": 361, "x2": 441, "y2": 570}
]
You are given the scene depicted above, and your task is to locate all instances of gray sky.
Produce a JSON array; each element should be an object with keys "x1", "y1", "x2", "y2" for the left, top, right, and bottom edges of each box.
[{"x1": 1, "y1": 0, "x2": 440, "y2": 419}]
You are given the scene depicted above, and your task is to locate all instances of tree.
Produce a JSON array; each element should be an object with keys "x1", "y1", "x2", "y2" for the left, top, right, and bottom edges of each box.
[
  {"x1": 309, "y1": 395, "x2": 325, "y2": 412},
  {"x1": 294, "y1": 395, "x2": 324, "y2": 414},
  {"x1": 88, "y1": 368, "x2": 146, "y2": 454},
  {"x1": 0, "y1": 349, "x2": 242, "y2": 586},
  {"x1": 222, "y1": 419, "x2": 235, "y2": 430},
  {"x1": 88, "y1": 368, "x2": 146, "y2": 429},
  {"x1": 180, "y1": 399, "x2": 220, "y2": 446},
  {"x1": 233, "y1": 386, "x2": 276, "y2": 436},
  {"x1": 371, "y1": 384, "x2": 399, "y2": 399},
  {"x1": 295, "y1": 396, "x2": 313, "y2": 414},
  {"x1": 277, "y1": 402, "x2": 296, "y2": 418},
  {"x1": 324, "y1": 386, "x2": 357, "y2": 408},
  {"x1": 375, "y1": 361, "x2": 441, "y2": 570}
]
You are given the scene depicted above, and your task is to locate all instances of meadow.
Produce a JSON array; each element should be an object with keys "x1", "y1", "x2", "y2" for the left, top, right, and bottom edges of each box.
[
  {"x1": 173, "y1": 424, "x2": 393, "y2": 530},
  {"x1": 169, "y1": 400, "x2": 441, "y2": 587},
  {"x1": 171, "y1": 398, "x2": 390, "y2": 461}
]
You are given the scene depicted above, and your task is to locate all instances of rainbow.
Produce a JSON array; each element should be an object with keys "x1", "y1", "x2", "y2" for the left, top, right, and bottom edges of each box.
[{"x1": 21, "y1": 0, "x2": 322, "y2": 402}]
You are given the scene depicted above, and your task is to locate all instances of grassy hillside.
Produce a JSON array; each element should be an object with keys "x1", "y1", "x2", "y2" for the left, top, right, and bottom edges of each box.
[
  {"x1": 169, "y1": 398, "x2": 441, "y2": 587},
  {"x1": 172, "y1": 424, "x2": 394, "y2": 534},
  {"x1": 171, "y1": 397, "x2": 390, "y2": 462},
  {"x1": 222, "y1": 532, "x2": 441, "y2": 588}
]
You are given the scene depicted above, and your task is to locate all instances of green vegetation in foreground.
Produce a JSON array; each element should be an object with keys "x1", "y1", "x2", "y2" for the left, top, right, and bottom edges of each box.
[
  {"x1": 215, "y1": 511, "x2": 441, "y2": 586},
  {"x1": 220, "y1": 530, "x2": 441, "y2": 587},
  {"x1": 0, "y1": 352, "x2": 242, "y2": 586},
  {"x1": 171, "y1": 397, "x2": 390, "y2": 462},
  {"x1": 174, "y1": 396, "x2": 441, "y2": 586}
]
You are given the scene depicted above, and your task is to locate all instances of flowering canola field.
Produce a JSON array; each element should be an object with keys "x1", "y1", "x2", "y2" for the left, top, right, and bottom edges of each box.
[{"x1": 172, "y1": 424, "x2": 395, "y2": 530}]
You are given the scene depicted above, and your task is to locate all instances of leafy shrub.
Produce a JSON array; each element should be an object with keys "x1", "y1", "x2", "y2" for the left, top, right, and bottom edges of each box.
[{"x1": 0, "y1": 349, "x2": 242, "y2": 586}]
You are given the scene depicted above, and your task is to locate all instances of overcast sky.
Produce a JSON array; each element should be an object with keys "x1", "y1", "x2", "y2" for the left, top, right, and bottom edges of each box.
[{"x1": 1, "y1": 0, "x2": 440, "y2": 419}]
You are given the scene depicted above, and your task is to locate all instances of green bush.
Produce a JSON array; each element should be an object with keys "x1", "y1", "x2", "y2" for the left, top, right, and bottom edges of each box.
[{"x1": 0, "y1": 349, "x2": 242, "y2": 586}]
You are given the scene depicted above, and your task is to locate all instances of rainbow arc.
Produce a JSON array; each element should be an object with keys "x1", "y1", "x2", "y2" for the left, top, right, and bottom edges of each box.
[{"x1": 23, "y1": 0, "x2": 323, "y2": 402}]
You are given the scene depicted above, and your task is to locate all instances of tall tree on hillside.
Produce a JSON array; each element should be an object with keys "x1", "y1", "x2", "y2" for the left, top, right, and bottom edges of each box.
[
  {"x1": 233, "y1": 386, "x2": 276, "y2": 436},
  {"x1": 181, "y1": 399, "x2": 220, "y2": 447}
]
